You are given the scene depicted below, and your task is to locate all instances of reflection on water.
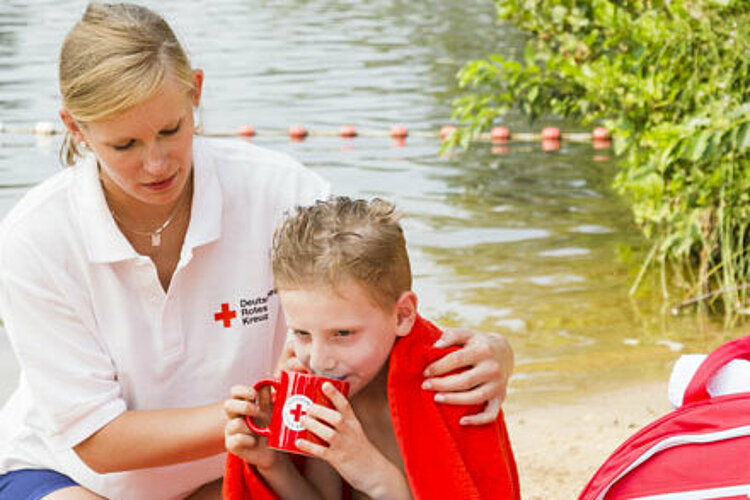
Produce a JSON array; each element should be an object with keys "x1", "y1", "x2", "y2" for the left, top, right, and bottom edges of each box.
[{"x1": 0, "y1": 0, "x2": 742, "y2": 406}]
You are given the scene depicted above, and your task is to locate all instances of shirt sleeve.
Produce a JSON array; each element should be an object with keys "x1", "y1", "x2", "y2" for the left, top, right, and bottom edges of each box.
[{"x1": 0, "y1": 234, "x2": 125, "y2": 450}]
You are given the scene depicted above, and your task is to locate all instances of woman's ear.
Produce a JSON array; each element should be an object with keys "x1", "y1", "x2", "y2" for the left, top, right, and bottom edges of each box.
[
  {"x1": 394, "y1": 291, "x2": 418, "y2": 337},
  {"x1": 59, "y1": 109, "x2": 85, "y2": 144},
  {"x1": 191, "y1": 69, "x2": 204, "y2": 107}
]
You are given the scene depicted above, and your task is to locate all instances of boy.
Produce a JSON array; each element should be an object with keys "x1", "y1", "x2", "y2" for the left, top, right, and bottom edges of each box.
[{"x1": 223, "y1": 197, "x2": 519, "y2": 499}]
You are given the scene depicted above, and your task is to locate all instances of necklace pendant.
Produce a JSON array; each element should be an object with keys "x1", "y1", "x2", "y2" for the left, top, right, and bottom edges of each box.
[{"x1": 151, "y1": 232, "x2": 162, "y2": 247}]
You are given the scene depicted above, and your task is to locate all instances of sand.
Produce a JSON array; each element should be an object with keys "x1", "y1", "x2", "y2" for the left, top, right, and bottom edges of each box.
[{"x1": 504, "y1": 381, "x2": 671, "y2": 499}]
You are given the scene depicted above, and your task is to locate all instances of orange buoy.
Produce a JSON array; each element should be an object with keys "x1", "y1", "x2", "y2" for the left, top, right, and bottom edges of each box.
[
  {"x1": 238, "y1": 125, "x2": 256, "y2": 137},
  {"x1": 289, "y1": 126, "x2": 308, "y2": 140},
  {"x1": 541, "y1": 127, "x2": 561, "y2": 141},
  {"x1": 439, "y1": 125, "x2": 457, "y2": 139},
  {"x1": 592, "y1": 127, "x2": 610, "y2": 141},
  {"x1": 390, "y1": 125, "x2": 408, "y2": 139},
  {"x1": 542, "y1": 139, "x2": 560, "y2": 152},
  {"x1": 491, "y1": 126, "x2": 511, "y2": 141},
  {"x1": 340, "y1": 125, "x2": 358, "y2": 138}
]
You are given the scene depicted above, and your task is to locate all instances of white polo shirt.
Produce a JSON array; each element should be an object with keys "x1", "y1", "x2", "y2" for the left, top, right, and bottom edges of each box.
[{"x1": 0, "y1": 137, "x2": 329, "y2": 499}]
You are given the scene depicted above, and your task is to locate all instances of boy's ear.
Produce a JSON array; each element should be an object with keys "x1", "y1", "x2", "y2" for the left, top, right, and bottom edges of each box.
[{"x1": 394, "y1": 291, "x2": 417, "y2": 337}]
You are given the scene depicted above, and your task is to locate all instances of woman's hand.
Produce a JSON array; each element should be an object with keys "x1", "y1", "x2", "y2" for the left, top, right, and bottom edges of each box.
[
  {"x1": 296, "y1": 383, "x2": 411, "y2": 500},
  {"x1": 422, "y1": 329, "x2": 514, "y2": 426},
  {"x1": 223, "y1": 385, "x2": 279, "y2": 471}
]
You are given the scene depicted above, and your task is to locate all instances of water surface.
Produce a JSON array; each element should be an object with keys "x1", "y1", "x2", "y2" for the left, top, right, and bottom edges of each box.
[{"x1": 0, "y1": 0, "x2": 738, "y2": 407}]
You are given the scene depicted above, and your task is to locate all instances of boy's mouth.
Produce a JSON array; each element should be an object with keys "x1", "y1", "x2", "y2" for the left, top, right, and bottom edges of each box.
[{"x1": 314, "y1": 371, "x2": 348, "y2": 381}]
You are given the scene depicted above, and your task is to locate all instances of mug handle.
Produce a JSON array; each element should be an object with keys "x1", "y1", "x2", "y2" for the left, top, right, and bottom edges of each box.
[{"x1": 244, "y1": 378, "x2": 280, "y2": 437}]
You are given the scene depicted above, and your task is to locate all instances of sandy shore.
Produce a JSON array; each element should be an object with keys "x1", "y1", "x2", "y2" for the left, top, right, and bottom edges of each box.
[{"x1": 504, "y1": 381, "x2": 671, "y2": 499}]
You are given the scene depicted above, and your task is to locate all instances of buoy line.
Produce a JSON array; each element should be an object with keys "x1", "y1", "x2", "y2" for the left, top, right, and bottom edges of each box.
[{"x1": 0, "y1": 121, "x2": 612, "y2": 147}]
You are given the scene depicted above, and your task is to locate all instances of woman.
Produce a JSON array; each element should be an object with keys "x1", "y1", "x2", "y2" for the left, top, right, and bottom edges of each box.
[{"x1": 0, "y1": 4, "x2": 513, "y2": 499}]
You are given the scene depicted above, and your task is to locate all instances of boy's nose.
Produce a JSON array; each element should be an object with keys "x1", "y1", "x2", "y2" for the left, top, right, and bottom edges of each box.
[{"x1": 309, "y1": 342, "x2": 336, "y2": 374}]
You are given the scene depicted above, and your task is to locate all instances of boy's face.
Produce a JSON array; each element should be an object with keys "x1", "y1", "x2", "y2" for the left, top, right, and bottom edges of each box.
[{"x1": 279, "y1": 279, "x2": 415, "y2": 396}]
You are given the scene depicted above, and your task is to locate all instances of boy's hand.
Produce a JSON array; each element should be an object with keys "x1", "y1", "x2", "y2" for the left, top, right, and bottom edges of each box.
[
  {"x1": 422, "y1": 329, "x2": 514, "y2": 426},
  {"x1": 296, "y1": 382, "x2": 409, "y2": 499},
  {"x1": 224, "y1": 385, "x2": 279, "y2": 470}
]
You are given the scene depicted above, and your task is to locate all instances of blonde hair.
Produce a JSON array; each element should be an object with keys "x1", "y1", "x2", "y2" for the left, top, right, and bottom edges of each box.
[
  {"x1": 59, "y1": 2, "x2": 195, "y2": 165},
  {"x1": 272, "y1": 197, "x2": 412, "y2": 311}
]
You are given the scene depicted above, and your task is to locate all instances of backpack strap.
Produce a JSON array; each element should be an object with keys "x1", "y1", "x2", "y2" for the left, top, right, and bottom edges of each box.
[{"x1": 683, "y1": 335, "x2": 750, "y2": 404}]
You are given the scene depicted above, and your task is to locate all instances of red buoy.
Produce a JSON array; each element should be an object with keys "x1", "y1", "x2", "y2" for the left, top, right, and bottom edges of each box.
[
  {"x1": 491, "y1": 126, "x2": 511, "y2": 141},
  {"x1": 542, "y1": 139, "x2": 560, "y2": 152},
  {"x1": 592, "y1": 127, "x2": 610, "y2": 141},
  {"x1": 238, "y1": 125, "x2": 256, "y2": 137},
  {"x1": 541, "y1": 127, "x2": 561, "y2": 141},
  {"x1": 289, "y1": 126, "x2": 308, "y2": 140},
  {"x1": 340, "y1": 125, "x2": 358, "y2": 138},
  {"x1": 390, "y1": 125, "x2": 408, "y2": 139},
  {"x1": 439, "y1": 125, "x2": 457, "y2": 139}
]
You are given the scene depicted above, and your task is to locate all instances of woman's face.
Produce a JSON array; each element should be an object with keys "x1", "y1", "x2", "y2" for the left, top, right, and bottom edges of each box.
[{"x1": 62, "y1": 70, "x2": 203, "y2": 210}]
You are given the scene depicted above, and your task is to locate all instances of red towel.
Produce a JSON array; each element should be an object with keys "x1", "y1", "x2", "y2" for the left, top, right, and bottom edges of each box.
[{"x1": 223, "y1": 315, "x2": 520, "y2": 499}]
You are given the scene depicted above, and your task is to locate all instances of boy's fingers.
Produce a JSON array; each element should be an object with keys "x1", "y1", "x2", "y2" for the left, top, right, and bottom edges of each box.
[
  {"x1": 459, "y1": 398, "x2": 502, "y2": 426},
  {"x1": 301, "y1": 415, "x2": 335, "y2": 442},
  {"x1": 226, "y1": 417, "x2": 257, "y2": 438},
  {"x1": 230, "y1": 385, "x2": 257, "y2": 402},
  {"x1": 224, "y1": 398, "x2": 259, "y2": 419},
  {"x1": 305, "y1": 403, "x2": 343, "y2": 428},
  {"x1": 295, "y1": 438, "x2": 328, "y2": 459},
  {"x1": 322, "y1": 382, "x2": 352, "y2": 414},
  {"x1": 423, "y1": 347, "x2": 482, "y2": 378},
  {"x1": 225, "y1": 432, "x2": 259, "y2": 452}
]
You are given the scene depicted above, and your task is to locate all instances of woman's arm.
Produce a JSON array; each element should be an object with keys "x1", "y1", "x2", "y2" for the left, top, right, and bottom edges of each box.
[
  {"x1": 74, "y1": 402, "x2": 226, "y2": 473},
  {"x1": 422, "y1": 329, "x2": 514, "y2": 425}
]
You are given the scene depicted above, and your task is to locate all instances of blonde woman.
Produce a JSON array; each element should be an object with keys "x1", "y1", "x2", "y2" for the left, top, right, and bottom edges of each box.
[{"x1": 0, "y1": 3, "x2": 513, "y2": 499}]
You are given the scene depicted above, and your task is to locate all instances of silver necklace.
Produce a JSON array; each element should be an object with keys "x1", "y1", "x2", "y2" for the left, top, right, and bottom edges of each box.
[{"x1": 110, "y1": 197, "x2": 187, "y2": 247}]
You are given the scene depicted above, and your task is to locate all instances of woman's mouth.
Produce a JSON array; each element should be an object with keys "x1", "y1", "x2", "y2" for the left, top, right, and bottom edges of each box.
[{"x1": 142, "y1": 172, "x2": 177, "y2": 191}]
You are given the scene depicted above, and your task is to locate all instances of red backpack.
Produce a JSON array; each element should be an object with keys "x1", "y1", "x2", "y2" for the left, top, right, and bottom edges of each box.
[{"x1": 579, "y1": 335, "x2": 750, "y2": 500}]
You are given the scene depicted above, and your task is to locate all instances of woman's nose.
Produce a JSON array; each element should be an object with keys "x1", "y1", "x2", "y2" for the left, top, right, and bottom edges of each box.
[{"x1": 143, "y1": 142, "x2": 168, "y2": 175}]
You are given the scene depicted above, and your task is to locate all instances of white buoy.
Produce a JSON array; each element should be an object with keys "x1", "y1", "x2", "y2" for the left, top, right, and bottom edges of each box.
[{"x1": 34, "y1": 121, "x2": 56, "y2": 135}]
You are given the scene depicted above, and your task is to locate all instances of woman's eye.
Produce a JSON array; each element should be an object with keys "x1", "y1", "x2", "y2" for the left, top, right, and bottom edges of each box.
[
  {"x1": 293, "y1": 330, "x2": 310, "y2": 339},
  {"x1": 161, "y1": 123, "x2": 181, "y2": 136},
  {"x1": 113, "y1": 140, "x2": 135, "y2": 151}
]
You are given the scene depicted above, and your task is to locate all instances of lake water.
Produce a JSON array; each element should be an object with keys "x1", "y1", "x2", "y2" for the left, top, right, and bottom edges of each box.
[{"x1": 0, "y1": 0, "x2": 739, "y2": 407}]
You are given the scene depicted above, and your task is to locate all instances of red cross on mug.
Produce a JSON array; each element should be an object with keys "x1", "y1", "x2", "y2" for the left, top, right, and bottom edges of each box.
[{"x1": 246, "y1": 370, "x2": 349, "y2": 456}]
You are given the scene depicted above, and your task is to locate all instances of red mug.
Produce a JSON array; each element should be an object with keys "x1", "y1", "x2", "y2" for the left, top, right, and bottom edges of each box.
[{"x1": 245, "y1": 370, "x2": 350, "y2": 456}]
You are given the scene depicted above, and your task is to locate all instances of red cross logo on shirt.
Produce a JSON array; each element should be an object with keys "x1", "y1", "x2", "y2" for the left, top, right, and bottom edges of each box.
[{"x1": 214, "y1": 303, "x2": 237, "y2": 327}]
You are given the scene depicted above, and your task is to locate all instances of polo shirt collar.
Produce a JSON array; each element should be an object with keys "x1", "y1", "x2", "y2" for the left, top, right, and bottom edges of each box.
[{"x1": 76, "y1": 137, "x2": 223, "y2": 264}]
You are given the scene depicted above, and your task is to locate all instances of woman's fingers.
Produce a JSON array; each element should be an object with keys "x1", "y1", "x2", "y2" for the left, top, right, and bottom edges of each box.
[
  {"x1": 423, "y1": 336, "x2": 491, "y2": 378},
  {"x1": 459, "y1": 398, "x2": 502, "y2": 426},
  {"x1": 423, "y1": 360, "x2": 501, "y2": 394},
  {"x1": 432, "y1": 380, "x2": 501, "y2": 406}
]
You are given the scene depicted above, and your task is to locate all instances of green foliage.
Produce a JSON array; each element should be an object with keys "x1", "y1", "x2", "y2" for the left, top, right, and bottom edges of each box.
[{"x1": 451, "y1": 0, "x2": 750, "y2": 315}]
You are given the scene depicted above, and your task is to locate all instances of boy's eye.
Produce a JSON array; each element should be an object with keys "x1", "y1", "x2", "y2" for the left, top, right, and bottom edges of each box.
[
  {"x1": 292, "y1": 330, "x2": 310, "y2": 339},
  {"x1": 113, "y1": 139, "x2": 135, "y2": 151},
  {"x1": 335, "y1": 330, "x2": 354, "y2": 337}
]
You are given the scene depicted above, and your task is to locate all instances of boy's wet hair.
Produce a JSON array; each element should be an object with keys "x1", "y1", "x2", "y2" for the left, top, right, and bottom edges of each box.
[{"x1": 272, "y1": 196, "x2": 412, "y2": 310}]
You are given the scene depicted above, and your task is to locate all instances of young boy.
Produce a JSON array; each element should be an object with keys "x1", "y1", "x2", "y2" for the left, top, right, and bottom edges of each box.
[{"x1": 223, "y1": 197, "x2": 519, "y2": 499}]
